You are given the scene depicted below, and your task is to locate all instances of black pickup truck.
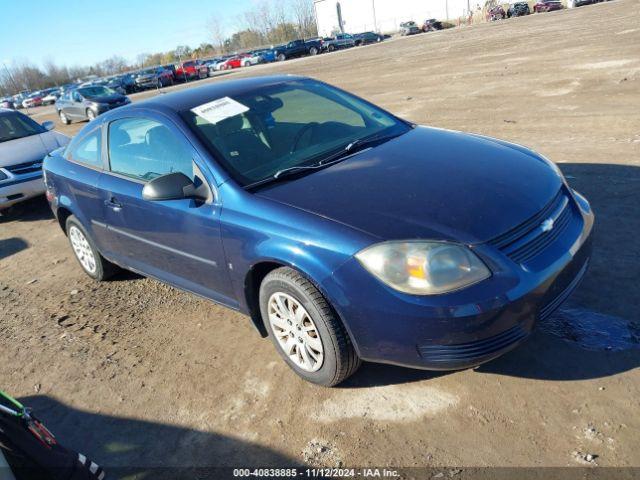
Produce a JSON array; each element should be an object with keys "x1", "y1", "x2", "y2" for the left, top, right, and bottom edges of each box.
[{"x1": 274, "y1": 39, "x2": 323, "y2": 61}]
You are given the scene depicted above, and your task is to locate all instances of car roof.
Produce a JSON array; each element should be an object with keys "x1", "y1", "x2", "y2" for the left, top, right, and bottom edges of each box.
[
  {"x1": 0, "y1": 108, "x2": 22, "y2": 116},
  {"x1": 132, "y1": 74, "x2": 305, "y2": 112}
]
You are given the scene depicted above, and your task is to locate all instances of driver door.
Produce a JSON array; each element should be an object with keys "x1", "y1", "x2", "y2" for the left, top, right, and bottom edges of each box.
[
  {"x1": 97, "y1": 114, "x2": 236, "y2": 307},
  {"x1": 70, "y1": 90, "x2": 84, "y2": 119}
]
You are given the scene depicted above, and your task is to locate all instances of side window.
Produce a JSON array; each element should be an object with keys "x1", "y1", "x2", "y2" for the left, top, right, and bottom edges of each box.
[
  {"x1": 65, "y1": 129, "x2": 102, "y2": 168},
  {"x1": 108, "y1": 117, "x2": 194, "y2": 182}
]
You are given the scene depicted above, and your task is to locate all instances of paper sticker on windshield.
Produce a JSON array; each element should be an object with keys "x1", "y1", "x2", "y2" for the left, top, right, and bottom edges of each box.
[{"x1": 191, "y1": 97, "x2": 249, "y2": 124}]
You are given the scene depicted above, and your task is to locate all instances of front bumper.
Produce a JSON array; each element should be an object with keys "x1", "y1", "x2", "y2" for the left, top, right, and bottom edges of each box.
[
  {"x1": 0, "y1": 175, "x2": 45, "y2": 210},
  {"x1": 136, "y1": 79, "x2": 157, "y2": 89},
  {"x1": 93, "y1": 101, "x2": 129, "y2": 114},
  {"x1": 321, "y1": 191, "x2": 594, "y2": 370}
]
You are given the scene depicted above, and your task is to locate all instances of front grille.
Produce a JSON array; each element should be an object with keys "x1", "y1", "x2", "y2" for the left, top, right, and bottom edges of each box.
[
  {"x1": 539, "y1": 260, "x2": 589, "y2": 321},
  {"x1": 489, "y1": 189, "x2": 579, "y2": 265},
  {"x1": 418, "y1": 323, "x2": 528, "y2": 363},
  {"x1": 5, "y1": 159, "x2": 43, "y2": 176}
]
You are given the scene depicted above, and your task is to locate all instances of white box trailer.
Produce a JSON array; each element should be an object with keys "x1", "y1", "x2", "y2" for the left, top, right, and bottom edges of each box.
[{"x1": 313, "y1": 0, "x2": 476, "y2": 37}]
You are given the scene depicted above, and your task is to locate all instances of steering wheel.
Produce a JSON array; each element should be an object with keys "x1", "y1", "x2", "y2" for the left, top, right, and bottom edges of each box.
[{"x1": 290, "y1": 122, "x2": 320, "y2": 153}]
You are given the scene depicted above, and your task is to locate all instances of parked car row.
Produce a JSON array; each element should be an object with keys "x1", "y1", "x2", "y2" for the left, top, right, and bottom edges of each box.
[
  {"x1": 198, "y1": 33, "x2": 386, "y2": 74},
  {"x1": 488, "y1": 0, "x2": 612, "y2": 20},
  {"x1": 399, "y1": 19, "x2": 445, "y2": 35},
  {"x1": 1, "y1": 31, "x2": 390, "y2": 114}
]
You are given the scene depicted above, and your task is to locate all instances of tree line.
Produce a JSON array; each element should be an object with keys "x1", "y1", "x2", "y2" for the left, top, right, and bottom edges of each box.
[{"x1": 0, "y1": 0, "x2": 317, "y2": 97}]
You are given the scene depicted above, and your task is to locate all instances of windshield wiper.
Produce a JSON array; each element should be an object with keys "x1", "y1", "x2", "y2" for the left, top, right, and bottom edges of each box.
[
  {"x1": 245, "y1": 144, "x2": 367, "y2": 190},
  {"x1": 244, "y1": 131, "x2": 403, "y2": 190}
]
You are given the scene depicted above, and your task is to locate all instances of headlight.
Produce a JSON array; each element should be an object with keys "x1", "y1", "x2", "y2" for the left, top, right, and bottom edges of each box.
[{"x1": 356, "y1": 241, "x2": 490, "y2": 295}]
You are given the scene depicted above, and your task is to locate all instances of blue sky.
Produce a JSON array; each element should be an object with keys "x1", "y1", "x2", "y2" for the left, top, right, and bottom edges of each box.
[{"x1": 0, "y1": 0, "x2": 253, "y2": 67}]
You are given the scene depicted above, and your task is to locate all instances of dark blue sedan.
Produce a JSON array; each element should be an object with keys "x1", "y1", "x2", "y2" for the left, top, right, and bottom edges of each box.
[{"x1": 42, "y1": 75, "x2": 594, "y2": 386}]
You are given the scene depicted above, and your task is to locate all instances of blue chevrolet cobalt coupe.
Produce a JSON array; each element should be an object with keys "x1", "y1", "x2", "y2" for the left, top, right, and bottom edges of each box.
[{"x1": 43, "y1": 75, "x2": 593, "y2": 386}]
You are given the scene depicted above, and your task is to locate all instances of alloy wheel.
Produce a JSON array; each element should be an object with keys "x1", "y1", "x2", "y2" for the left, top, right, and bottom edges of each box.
[
  {"x1": 268, "y1": 292, "x2": 324, "y2": 372},
  {"x1": 69, "y1": 226, "x2": 97, "y2": 274}
]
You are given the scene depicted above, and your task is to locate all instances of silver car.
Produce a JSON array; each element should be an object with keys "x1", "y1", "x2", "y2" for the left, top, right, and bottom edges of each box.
[
  {"x1": 0, "y1": 109, "x2": 70, "y2": 210},
  {"x1": 400, "y1": 21, "x2": 421, "y2": 35}
]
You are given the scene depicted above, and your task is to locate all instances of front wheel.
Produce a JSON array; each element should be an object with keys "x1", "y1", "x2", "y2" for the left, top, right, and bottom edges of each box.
[
  {"x1": 277, "y1": 53, "x2": 286, "y2": 62},
  {"x1": 66, "y1": 216, "x2": 118, "y2": 281},
  {"x1": 260, "y1": 267, "x2": 361, "y2": 386},
  {"x1": 58, "y1": 110, "x2": 70, "y2": 125},
  {"x1": 86, "y1": 109, "x2": 96, "y2": 121},
  {"x1": 309, "y1": 47, "x2": 318, "y2": 55}
]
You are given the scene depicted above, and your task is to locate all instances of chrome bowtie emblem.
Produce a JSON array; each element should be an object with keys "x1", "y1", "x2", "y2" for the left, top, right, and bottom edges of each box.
[{"x1": 541, "y1": 218, "x2": 554, "y2": 232}]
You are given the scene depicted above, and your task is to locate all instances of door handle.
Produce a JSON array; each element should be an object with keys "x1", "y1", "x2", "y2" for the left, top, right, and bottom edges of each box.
[{"x1": 104, "y1": 198, "x2": 123, "y2": 212}]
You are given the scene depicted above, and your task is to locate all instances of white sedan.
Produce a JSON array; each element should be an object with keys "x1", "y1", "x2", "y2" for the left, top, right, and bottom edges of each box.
[
  {"x1": 0, "y1": 108, "x2": 70, "y2": 211},
  {"x1": 42, "y1": 91, "x2": 60, "y2": 105},
  {"x1": 241, "y1": 52, "x2": 263, "y2": 67}
]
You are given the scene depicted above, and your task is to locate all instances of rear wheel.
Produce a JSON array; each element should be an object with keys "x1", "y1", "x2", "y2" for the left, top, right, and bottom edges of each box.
[
  {"x1": 58, "y1": 110, "x2": 70, "y2": 125},
  {"x1": 309, "y1": 46, "x2": 318, "y2": 55},
  {"x1": 260, "y1": 267, "x2": 360, "y2": 386},
  {"x1": 65, "y1": 216, "x2": 118, "y2": 281},
  {"x1": 327, "y1": 45, "x2": 335, "y2": 52}
]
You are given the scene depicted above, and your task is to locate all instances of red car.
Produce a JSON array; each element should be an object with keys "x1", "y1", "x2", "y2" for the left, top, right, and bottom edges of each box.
[
  {"x1": 221, "y1": 54, "x2": 250, "y2": 70},
  {"x1": 22, "y1": 94, "x2": 43, "y2": 108},
  {"x1": 175, "y1": 60, "x2": 208, "y2": 80},
  {"x1": 533, "y1": 0, "x2": 563, "y2": 12},
  {"x1": 488, "y1": 5, "x2": 506, "y2": 20}
]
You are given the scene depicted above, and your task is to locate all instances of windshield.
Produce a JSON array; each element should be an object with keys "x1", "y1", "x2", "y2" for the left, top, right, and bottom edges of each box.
[
  {"x1": 78, "y1": 86, "x2": 115, "y2": 98},
  {"x1": 182, "y1": 79, "x2": 410, "y2": 187},
  {"x1": 0, "y1": 111, "x2": 46, "y2": 143}
]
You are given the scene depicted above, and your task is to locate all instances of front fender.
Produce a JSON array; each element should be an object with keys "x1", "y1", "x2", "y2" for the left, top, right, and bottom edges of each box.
[{"x1": 218, "y1": 183, "x2": 376, "y2": 316}]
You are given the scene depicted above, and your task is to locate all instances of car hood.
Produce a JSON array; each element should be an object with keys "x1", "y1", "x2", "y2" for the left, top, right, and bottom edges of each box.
[
  {"x1": 256, "y1": 126, "x2": 562, "y2": 244},
  {"x1": 0, "y1": 131, "x2": 70, "y2": 168}
]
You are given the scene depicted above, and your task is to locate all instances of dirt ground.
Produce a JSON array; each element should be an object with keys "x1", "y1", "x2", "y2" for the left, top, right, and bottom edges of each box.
[{"x1": 2, "y1": 0, "x2": 639, "y2": 477}]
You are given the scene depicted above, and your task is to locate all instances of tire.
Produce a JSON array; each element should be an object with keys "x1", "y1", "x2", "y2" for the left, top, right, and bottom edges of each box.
[
  {"x1": 309, "y1": 46, "x2": 318, "y2": 55},
  {"x1": 86, "y1": 109, "x2": 96, "y2": 121},
  {"x1": 259, "y1": 267, "x2": 360, "y2": 387},
  {"x1": 58, "y1": 110, "x2": 70, "y2": 125},
  {"x1": 277, "y1": 53, "x2": 286, "y2": 62},
  {"x1": 65, "y1": 215, "x2": 118, "y2": 281},
  {"x1": 327, "y1": 45, "x2": 335, "y2": 52}
]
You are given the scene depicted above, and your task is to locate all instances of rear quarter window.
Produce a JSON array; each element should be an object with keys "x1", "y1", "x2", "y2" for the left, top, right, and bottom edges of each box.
[{"x1": 65, "y1": 129, "x2": 102, "y2": 168}]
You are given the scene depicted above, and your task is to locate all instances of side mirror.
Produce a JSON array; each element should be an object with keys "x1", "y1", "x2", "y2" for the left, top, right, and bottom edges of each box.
[
  {"x1": 42, "y1": 121, "x2": 54, "y2": 131},
  {"x1": 142, "y1": 172, "x2": 197, "y2": 201}
]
